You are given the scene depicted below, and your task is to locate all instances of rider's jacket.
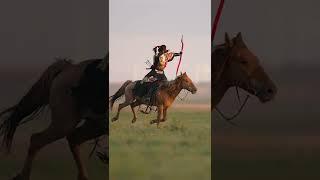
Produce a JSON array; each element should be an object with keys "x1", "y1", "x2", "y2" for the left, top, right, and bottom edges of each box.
[
  {"x1": 153, "y1": 51, "x2": 180, "y2": 71},
  {"x1": 157, "y1": 52, "x2": 174, "y2": 71}
]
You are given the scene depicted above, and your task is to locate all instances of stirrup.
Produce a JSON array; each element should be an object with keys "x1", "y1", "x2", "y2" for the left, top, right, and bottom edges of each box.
[{"x1": 140, "y1": 105, "x2": 153, "y2": 114}]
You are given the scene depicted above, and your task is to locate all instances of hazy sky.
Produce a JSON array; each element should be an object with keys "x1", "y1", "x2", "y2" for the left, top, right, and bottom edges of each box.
[
  {"x1": 212, "y1": 0, "x2": 320, "y2": 66},
  {"x1": 110, "y1": 0, "x2": 210, "y2": 83},
  {"x1": 0, "y1": 0, "x2": 107, "y2": 70}
]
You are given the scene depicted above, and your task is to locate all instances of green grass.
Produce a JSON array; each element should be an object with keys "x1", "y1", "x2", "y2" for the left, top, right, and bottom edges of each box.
[{"x1": 109, "y1": 109, "x2": 211, "y2": 180}]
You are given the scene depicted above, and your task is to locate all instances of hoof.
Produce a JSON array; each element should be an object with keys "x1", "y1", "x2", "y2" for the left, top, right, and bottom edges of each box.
[
  {"x1": 111, "y1": 117, "x2": 118, "y2": 122},
  {"x1": 150, "y1": 120, "x2": 157, "y2": 124},
  {"x1": 131, "y1": 118, "x2": 137, "y2": 123}
]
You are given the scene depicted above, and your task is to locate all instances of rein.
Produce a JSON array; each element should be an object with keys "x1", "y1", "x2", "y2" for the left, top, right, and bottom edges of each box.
[
  {"x1": 174, "y1": 77, "x2": 190, "y2": 102},
  {"x1": 214, "y1": 91, "x2": 250, "y2": 126},
  {"x1": 177, "y1": 89, "x2": 189, "y2": 101}
]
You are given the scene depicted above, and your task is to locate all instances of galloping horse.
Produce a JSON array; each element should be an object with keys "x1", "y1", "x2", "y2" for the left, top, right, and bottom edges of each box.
[
  {"x1": 0, "y1": 55, "x2": 108, "y2": 180},
  {"x1": 212, "y1": 32, "x2": 277, "y2": 108},
  {"x1": 110, "y1": 72, "x2": 197, "y2": 127}
]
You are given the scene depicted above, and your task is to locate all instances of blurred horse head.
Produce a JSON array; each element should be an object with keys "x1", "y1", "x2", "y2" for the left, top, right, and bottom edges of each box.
[{"x1": 212, "y1": 32, "x2": 277, "y2": 107}]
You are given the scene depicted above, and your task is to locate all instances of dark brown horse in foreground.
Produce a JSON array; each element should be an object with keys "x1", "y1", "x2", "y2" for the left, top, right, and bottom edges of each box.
[
  {"x1": 212, "y1": 32, "x2": 277, "y2": 110},
  {"x1": 0, "y1": 57, "x2": 107, "y2": 180},
  {"x1": 110, "y1": 72, "x2": 197, "y2": 127}
]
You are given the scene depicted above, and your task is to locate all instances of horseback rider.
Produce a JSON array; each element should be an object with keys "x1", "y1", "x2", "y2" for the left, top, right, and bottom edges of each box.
[
  {"x1": 143, "y1": 45, "x2": 182, "y2": 82},
  {"x1": 140, "y1": 45, "x2": 182, "y2": 102}
]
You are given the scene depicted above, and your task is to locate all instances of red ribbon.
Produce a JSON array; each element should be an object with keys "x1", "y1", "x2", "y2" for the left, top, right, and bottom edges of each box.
[
  {"x1": 212, "y1": 0, "x2": 225, "y2": 42},
  {"x1": 176, "y1": 35, "x2": 184, "y2": 76}
]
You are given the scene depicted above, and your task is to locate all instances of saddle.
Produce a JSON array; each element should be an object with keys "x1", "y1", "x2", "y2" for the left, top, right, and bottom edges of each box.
[
  {"x1": 133, "y1": 80, "x2": 154, "y2": 97},
  {"x1": 133, "y1": 79, "x2": 166, "y2": 105}
]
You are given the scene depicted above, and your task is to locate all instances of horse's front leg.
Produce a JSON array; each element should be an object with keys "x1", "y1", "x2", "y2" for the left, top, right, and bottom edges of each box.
[
  {"x1": 157, "y1": 106, "x2": 164, "y2": 127},
  {"x1": 161, "y1": 107, "x2": 168, "y2": 122},
  {"x1": 150, "y1": 105, "x2": 163, "y2": 127}
]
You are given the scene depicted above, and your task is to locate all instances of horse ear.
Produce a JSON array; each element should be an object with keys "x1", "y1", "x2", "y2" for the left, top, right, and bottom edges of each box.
[
  {"x1": 236, "y1": 32, "x2": 243, "y2": 41},
  {"x1": 225, "y1": 32, "x2": 232, "y2": 48},
  {"x1": 235, "y1": 32, "x2": 246, "y2": 47},
  {"x1": 180, "y1": 71, "x2": 183, "y2": 76}
]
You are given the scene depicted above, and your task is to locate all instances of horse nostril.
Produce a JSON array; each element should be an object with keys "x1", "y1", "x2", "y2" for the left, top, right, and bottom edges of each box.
[{"x1": 267, "y1": 88, "x2": 273, "y2": 94}]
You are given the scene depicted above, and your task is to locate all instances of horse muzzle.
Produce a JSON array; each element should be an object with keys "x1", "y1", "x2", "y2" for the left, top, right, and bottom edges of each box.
[
  {"x1": 253, "y1": 81, "x2": 277, "y2": 103},
  {"x1": 190, "y1": 87, "x2": 197, "y2": 94},
  {"x1": 257, "y1": 86, "x2": 277, "y2": 103}
]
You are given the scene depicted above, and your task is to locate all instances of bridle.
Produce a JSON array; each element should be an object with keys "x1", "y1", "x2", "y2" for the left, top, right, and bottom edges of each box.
[
  {"x1": 176, "y1": 75, "x2": 194, "y2": 102},
  {"x1": 177, "y1": 89, "x2": 189, "y2": 101},
  {"x1": 213, "y1": 44, "x2": 250, "y2": 126}
]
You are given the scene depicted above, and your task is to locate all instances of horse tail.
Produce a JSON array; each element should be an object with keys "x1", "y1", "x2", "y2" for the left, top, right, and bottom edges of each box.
[
  {"x1": 0, "y1": 58, "x2": 71, "y2": 152},
  {"x1": 109, "y1": 80, "x2": 132, "y2": 110}
]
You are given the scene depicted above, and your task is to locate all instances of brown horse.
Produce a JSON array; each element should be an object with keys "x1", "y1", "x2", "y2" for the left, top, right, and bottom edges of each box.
[
  {"x1": 0, "y1": 57, "x2": 107, "y2": 180},
  {"x1": 212, "y1": 32, "x2": 277, "y2": 108},
  {"x1": 110, "y1": 72, "x2": 197, "y2": 127}
]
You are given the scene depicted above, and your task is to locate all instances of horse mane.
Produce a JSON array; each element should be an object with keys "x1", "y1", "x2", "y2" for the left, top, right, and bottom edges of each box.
[
  {"x1": 0, "y1": 58, "x2": 72, "y2": 152},
  {"x1": 212, "y1": 43, "x2": 229, "y2": 85},
  {"x1": 97, "y1": 54, "x2": 108, "y2": 72},
  {"x1": 160, "y1": 75, "x2": 182, "y2": 92}
]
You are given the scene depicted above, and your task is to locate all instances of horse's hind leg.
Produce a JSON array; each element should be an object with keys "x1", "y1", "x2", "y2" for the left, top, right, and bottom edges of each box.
[
  {"x1": 13, "y1": 100, "x2": 79, "y2": 180},
  {"x1": 67, "y1": 119, "x2": 108, "y2": 180},
  {"x1": 112, "y1": 84, "x2": 135, "y2": 122},
  {"x1": 15, "y1": 118, "x2": 77, "y2": 180},
  {"x1": 130, "y1": 101, "x2": 140, "y2": 123},
  {"x1": 111, "y1": 101, "x2": 131, "y2": 122}
]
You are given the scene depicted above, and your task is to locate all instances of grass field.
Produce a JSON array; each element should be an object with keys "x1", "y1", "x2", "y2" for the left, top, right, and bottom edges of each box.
[{"x1": 109, "y1": 108, "x2": 211, "y2": 180}]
